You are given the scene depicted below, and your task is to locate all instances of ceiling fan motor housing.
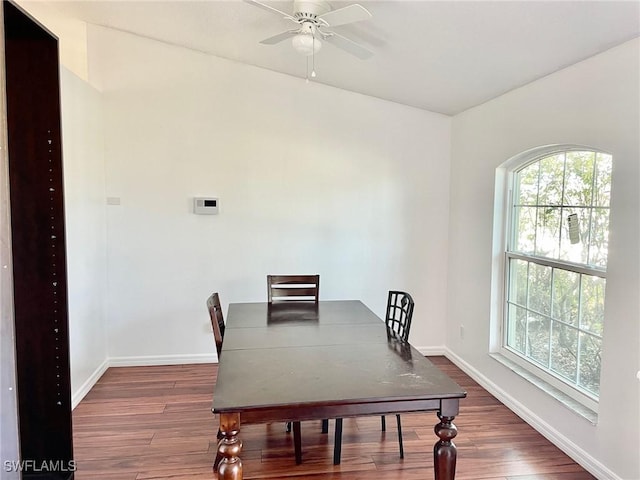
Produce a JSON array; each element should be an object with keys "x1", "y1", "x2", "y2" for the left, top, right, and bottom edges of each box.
[{"x1": 293, "y1": 0, "x2": 330, "y2": 20}]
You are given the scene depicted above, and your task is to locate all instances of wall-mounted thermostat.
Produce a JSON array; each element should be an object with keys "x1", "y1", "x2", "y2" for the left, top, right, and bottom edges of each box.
[{"x1": 193, "y1": 197, "x2": 219, "y2": 215}]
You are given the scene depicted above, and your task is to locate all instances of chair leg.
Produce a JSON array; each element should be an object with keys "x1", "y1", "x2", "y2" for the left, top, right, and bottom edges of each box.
[
  {"x1": 333, "y1": 418, "x2": 343, "y2": 465},
  {"x1": 381, "y1": 415, "x2": 386, "y2": 431},
  {"x1": 293, "y1": 421, "x2": 302, "y2": 465},
  {"x1": 321, "y1": 418, "x2": 329, "y2": 433},
  {"x1": 396, "y1": 414, "x2": 404, "y2": 459}
]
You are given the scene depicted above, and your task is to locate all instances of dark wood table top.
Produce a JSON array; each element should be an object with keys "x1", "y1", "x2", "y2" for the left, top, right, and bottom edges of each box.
[{"x1": 212, "y1": 300, "x2": 466, "y2": 416}]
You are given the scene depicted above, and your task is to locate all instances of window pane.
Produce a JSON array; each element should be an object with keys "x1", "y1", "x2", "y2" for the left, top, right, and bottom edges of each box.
[
  {"x1": 509, "y1": 259, "x2": 528, "y2": 306},
  {"x1": 559, "y1": 208, "x2": 589, "y2": 264},
  {"x1": 528, "y1": 263, "x2": 551, "y2": 316},
  {"x1": 552, "y1": 268, "x2": 579, "y2": 326},
  {"x1": 563, "y1": 151, "x2": 595, "y2": 207},
  {"x1": 535, "y1": 207, "x2": 560, "y2": 258},
  {"x1": 550, "y1": 322, "x2": 578, "y2": 381},
  {"x1": 538, "y1": 154, "x2": 564, "y2": 206},
  {"x1": 588, "y1": 208, "x2": 610, "y2": 267},
  {"x1": 593, "y1": 153, "x2": 612, "y2": 207},
  {"x1": 527, "y1": 312, "x2": 550, "y2": 366},
  {"x1": 580, "y1": 275, "x2": 605, "y2": 336},
  {"x1": 579, "y1": 332, "x2": 601, "y2": 396},
  {"x1": 514, "y1": 206, "x2": 537, "y2": 254},
  {"x1": 517, "y1": 162, "x2": 539, "y2": 205},
  {"x1": 506, "y1": 148, "x2": 610, "y2": 402},
  {"x1": 507, "y1": 303, "x2": 527, "y2": 354}
]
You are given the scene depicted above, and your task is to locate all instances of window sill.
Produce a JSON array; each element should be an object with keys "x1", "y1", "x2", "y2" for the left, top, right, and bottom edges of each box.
[{"x1": 489, "y1": 353, "x2": 598, "y2": 425}]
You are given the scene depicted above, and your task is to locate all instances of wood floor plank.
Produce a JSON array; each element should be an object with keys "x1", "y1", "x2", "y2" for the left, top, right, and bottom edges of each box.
[{"x1": 71, "y1": 357, "x2": 596, "y2": 480}]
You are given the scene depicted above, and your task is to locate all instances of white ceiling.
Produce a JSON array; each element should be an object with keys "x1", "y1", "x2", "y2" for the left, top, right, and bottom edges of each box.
[{"x1": 33, "y1": 0, "x2": 640, "y2": 115}]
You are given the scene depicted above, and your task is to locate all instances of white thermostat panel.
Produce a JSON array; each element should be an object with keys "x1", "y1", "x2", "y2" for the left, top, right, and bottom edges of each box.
[{"x1": 193, "y1": 197, "x2": 219, "y2": 215}]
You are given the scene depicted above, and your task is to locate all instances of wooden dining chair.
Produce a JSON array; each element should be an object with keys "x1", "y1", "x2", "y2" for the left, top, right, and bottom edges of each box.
[
  {"x1": 207, "y1": 292, "x2": 225, "y2": 358},
  {"x1": 207, "y1": 292, "x2": 225, "y2": 443},
  {"x1": 267, "y1": 274, "x2": 320, "y2": 303},
  {"x1": 266, "y1": 275, "x2": 319, "y2": 464},
  {"x1": 208, "y1": 291, "x2": 303, "y2": 460},
  {"x1": 333, "y1": 290, "x2": 415, "y2": 465}
]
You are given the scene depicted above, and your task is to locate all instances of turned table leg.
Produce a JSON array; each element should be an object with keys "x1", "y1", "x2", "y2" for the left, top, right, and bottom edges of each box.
[
  {"x1": 215, "y1": 412, "x2": 243, "y2": 480},
  {"x1": 433, "y1": 414, "x2": 458, "y2": 480}
]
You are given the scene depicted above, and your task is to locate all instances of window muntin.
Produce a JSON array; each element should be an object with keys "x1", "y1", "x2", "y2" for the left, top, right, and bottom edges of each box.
[{"x1": 504, "y1": 149, "x2": 611, "y2": 401}]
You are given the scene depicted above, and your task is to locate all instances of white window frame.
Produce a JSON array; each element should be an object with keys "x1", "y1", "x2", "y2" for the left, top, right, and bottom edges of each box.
[{"x1": 491, "y1": 144, "x2": 611, "y2": 415}]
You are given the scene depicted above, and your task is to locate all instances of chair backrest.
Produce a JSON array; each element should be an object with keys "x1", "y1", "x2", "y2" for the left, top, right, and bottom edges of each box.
[
  {"x1": 267, "y1": 275, "x2": 320, "y2": 303},
  {"x1": 385, "y1": 291, "x2": 414, "y2": 342},
  {"x1": 207, "y1": 292, "x2": 225, "y2": 357}
]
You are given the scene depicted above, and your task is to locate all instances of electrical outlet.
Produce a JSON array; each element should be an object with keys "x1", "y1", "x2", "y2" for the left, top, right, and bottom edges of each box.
[{"x1": 460, "y1": 325, "x2": 465, "y2": 339}]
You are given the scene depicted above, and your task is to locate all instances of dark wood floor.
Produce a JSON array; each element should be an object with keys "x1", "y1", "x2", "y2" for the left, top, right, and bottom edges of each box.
[{"x1": 71, "y1": 356, "x2": 596, "y2": 480}]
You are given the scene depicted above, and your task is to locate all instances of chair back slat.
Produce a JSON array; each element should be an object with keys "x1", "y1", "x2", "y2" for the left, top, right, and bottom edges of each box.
[
  {"x1": 267, "y1": 275, "x2": 320, "y2": 303},
  {"x1": 385, "y1": 291, "x2": 414, "y2": 342},
  {"x1": 270, "y1": 286, "x2": 318, "y2": 298},
  {"x1": 207, "y1": 292, "x2": 225, "y2": 356}
]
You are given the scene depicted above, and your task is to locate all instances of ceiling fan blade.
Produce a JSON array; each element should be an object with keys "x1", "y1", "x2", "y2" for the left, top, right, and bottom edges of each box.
[
  {"x1": 318, "y1": 4, "x2": 372, "y2": 27},
  {"x1": 323, "y1": 31, "x2": 373, "y2": 60},
  {"x1": 259, "y1": 29, "x2": 299, "y2": 45},
  {"x1": 243, "y1": 0, "x2": 296, "y2": 22}
]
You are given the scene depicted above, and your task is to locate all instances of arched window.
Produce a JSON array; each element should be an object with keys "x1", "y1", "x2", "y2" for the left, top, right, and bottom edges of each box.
[{"x1": 502, "y1": 147, "x2": 611, "y2": 408}]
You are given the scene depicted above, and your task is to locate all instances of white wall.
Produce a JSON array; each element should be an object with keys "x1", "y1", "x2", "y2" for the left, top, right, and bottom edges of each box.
[
  {"x1": 449, "y1": 39, "x2": 640, "y2": 480},
  {"x1": 60, "y1": 68, "x2": 109, "y2": 406},
  {"x1": 86, "y1": 26, "x2": 452, "y2": 362},
  {"x1": 12, "y1": 6, "x2": 638, "y2": 478}
]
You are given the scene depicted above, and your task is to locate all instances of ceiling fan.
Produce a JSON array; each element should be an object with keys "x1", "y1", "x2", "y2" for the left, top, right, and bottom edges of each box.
[{"x1": 244, "y1": 0, "x2": 374, "y2": 61}]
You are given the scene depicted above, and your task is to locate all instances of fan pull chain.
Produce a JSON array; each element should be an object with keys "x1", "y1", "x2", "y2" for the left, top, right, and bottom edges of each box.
[
  {"x1": 311, "y1": 36, "x2": 317, "y2": 78},
  {"x1": 305, "y1": 55, "x2": 309, "y2": 83}
]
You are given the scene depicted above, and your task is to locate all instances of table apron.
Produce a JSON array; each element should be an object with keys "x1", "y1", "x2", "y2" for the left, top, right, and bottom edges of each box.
[{"x1": 225, "y1": 398, "x2": 460, "y2": 424}]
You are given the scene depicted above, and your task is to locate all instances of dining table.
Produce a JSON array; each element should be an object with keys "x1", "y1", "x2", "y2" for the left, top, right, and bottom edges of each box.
[{"x1": 211, "y1": 300, "x2": 467, "y2": 480}]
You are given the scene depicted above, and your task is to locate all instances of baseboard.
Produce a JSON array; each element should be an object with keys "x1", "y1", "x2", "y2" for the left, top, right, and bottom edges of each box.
[
  {"x1": 108, "y1": 353, "x2": 217, "y2": 367},
  {"x1": 443, "y1": 348, "x2": 622, "y2": 480},
  {"x1": 71, "y1": 358, "x2": 109, "y2": 410},
  {"x1": 415, "y1": 345, "x2": 447, "y2": 356},
  {"x1": 71, "y1": 353, "x2": 217, "y2": 409}
]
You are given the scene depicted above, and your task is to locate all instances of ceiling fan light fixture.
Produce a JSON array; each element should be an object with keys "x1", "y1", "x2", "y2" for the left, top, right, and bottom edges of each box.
[{"x1": 292, "y1": 33, "x2": 322, "y2": 56}]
